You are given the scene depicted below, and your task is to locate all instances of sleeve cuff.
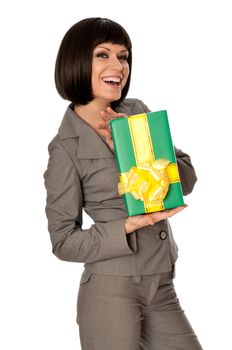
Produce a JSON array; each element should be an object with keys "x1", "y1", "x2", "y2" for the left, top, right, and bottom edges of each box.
[{"x1": 94, "y1": 217, "x2": 137, "y2": 260}]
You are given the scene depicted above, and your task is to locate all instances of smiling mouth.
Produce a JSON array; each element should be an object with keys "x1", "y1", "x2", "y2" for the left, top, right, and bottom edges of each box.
[{"x1": 102, "y1": 76, "x2": 122, "y2": 88}]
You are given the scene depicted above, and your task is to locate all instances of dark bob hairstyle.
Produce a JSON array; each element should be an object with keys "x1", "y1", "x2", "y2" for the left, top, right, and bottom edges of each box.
[{"x1": 55, "y1": 17, "x2": 132, "y2": 106}]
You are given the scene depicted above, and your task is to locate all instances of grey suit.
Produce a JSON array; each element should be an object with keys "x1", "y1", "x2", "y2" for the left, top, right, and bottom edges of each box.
[{"x1": 44, "y1": 98, "x2": 202, "y2": 349}]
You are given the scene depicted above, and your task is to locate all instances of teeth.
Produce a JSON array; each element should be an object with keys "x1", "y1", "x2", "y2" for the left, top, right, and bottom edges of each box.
[{"x1": 103, "y1": 76, "x2": 121, "y2": 83}]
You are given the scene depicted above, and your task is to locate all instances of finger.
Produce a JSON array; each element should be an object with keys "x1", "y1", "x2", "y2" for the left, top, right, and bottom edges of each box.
[
  {"x1": 99, "y1": 110, "x2": 111, "y2": 121},
  {"x1": 95, "y1": 121, "x2": 106, "y2": 128},
  {"x1": 100, "y1": 110, "x2": 117, "y2": 123},
  {"x1": 93, "y1": 123, "x2": 108, "y2": 136},
  {"x1": 172, "y1": 204, "x2": 187, "y2": 212},
  {"x1": 93, "y1": 127, "x2": 105, "y2": 137},
  {"x1": 101, "y1": 129, "x2": 111, "y2": 139},
  {"x1": 147, "y1": 205, "x2": 186, "y2": 222},
  {"x1": 110, "y1": 114, "x2": 127, "y2": 119},
  {"x1": 161, "y1": 206, "x2": 186, "y2": 218},
  {"x1": 102, "y1": 108, "x2": 117, "y2": 117},
  {"x1": 106, "y1": 106, "x2": 116, "y2": 116},
  {"x1": 165, "y1": 206, "x2": 185, "y2": 214},
  {"x1": 100, "y1": 109, "x2": 127, "y2": 125},
  {"x1": 106, "y1": 125, "x2": 112, "y2": 132},
  {"x1": 106, "y1": 107, "x2": 127, "y2": 119},
  {"x1": 105, "y1": 132, "x2": 112, "y2": 143}
]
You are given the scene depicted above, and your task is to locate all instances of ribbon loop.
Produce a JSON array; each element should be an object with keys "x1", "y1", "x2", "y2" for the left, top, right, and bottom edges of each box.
[{"x1": 118, "y1": 159, "x2": 171, "y2": 205}]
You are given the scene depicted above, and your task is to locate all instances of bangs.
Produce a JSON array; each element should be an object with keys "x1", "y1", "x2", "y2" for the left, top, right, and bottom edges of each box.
[{"x1": 92, "y1": 18, "x2": 132, "y2": 50}]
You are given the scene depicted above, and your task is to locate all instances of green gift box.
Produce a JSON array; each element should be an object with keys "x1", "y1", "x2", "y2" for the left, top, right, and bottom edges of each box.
[{"x1": 110, "y1": 110, "x2": 184, "y2": 216}]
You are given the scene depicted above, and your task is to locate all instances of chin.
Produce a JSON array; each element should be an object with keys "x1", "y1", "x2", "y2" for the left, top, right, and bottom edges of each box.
[{"x1": 107, "y1": 93, "x2": 122, "y2": 102}]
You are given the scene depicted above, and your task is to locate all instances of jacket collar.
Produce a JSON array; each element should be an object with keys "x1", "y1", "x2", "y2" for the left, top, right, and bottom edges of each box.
[{"x1": 58, "y1": 104, "x2": 115, "y2": 159}]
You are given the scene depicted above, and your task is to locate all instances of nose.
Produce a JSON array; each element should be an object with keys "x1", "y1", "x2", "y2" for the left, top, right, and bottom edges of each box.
[{"x1": 109, "y1": 56, "x2": 123, "y2": 71}]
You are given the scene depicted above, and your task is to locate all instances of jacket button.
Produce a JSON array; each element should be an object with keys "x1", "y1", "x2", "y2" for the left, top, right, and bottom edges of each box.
[{"x1": 159, "y1": 231, "x2": 167, "y2": 240}]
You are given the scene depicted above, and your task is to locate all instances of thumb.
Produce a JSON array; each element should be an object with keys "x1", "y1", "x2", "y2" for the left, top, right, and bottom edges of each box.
[
  {"x1": 105, "y1": 133, "x2": 112, "y2": 144},
  {"x1": 105, "y1": 133, "x2": 114, "y2": 150}
]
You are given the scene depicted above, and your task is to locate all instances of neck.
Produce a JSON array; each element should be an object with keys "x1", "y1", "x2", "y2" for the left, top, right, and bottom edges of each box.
[{"x1": 74, "y1": 99, "x2": 111, "y2": 127}]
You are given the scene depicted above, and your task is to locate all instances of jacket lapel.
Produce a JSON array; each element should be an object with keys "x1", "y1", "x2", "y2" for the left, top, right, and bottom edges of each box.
[{"x1": 58, "y1": 104, "x2": 115, "y2": 159}]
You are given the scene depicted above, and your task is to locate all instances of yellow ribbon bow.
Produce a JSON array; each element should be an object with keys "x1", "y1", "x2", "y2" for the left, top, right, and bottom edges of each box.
[{"x1": 118, "y1": 159, "x2": 171, "y2": 204}]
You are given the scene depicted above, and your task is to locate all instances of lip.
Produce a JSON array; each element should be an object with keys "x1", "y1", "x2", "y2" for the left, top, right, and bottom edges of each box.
[
  {"x1": 102, "y1": 74, "x2": 123, "y2": 79},
  {"x1": 102, "y1": 81, "x2": 122, "y2": 90},
  {"x1": 101, "y1": 75, "x2": 123, "y2": 89},
  {"x1": 101, "y1": 74, "x2": 123, "y2": 82}
]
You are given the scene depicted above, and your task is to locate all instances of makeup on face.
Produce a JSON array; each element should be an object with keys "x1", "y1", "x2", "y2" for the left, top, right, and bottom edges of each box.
[{"x1": 92, "y1": 43, "x2": 130, "y2": 102}]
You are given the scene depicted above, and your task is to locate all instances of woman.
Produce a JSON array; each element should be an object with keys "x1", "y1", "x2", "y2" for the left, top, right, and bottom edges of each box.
[{"x1": 44, "y1": 17, "x2": 202, "y2": 350}]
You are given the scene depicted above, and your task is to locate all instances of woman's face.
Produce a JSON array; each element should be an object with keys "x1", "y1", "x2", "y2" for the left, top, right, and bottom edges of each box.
[{"x1": 91, "y1": 42, "x2": 130, "y2": 103}]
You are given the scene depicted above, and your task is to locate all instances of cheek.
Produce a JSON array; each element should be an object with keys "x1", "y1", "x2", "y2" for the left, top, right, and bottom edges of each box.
[
  {"x1": 91, "y1": 63, "x2": 100, "y2": 83},
  {"x1": 123, "y1": 65, "x2": 130, "y2": 85},
  {"x1": 125, "y1": 62, "x2": 130, "y2": 74},
  {"x1": 91, "y1": 69, "x2": 100, "y2": 94}
]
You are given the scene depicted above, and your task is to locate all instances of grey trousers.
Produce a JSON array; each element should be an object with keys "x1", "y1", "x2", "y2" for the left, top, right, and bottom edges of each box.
[{"x1": 76, "y1": 270, "x2": 203, "y2": 350}]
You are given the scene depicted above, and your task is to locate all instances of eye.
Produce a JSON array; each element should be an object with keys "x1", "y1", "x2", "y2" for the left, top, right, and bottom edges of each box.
[
  {"x1": 96, "y1": 52, "x2": 108, "y2": 58},
  {"x1": 118, "y1": 55, "x2": 129, "y2": 61}
]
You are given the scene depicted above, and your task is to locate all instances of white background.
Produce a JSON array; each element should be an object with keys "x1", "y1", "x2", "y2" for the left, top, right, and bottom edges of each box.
[{"x1": 1, "y1": 0, "x2": 231, "y2": 349}]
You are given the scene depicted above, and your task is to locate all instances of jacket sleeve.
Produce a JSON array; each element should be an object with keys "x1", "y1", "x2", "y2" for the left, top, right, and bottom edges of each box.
[
  {"x1": 174, "y1": 146, "x2": 197, "y2": 195},
  {"x1": 43, "y1": 141, "x2": 136, "y2": 263}
]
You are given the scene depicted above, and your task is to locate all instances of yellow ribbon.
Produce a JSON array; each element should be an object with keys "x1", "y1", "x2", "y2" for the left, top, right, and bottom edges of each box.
[{"x1": 118, "y1": 159, "x2": 171, "y2": 204}]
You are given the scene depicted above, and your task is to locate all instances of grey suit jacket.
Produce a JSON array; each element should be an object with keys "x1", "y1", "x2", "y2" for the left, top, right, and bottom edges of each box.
[{"x1": 43, "y1": 98, "x2": 197, "y2": 276}]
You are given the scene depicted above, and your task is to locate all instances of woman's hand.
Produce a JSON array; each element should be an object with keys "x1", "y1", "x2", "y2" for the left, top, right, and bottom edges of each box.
[
  {"x1": 125, "y1": 204, "x2": 187, "y2": 234},
  {"x1": 94, "y1": 106, "x2": 127, "y2": 150}
]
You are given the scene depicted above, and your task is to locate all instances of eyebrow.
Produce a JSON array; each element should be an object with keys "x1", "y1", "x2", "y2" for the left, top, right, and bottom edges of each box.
[{"x1": 95, "y1": 46, "x2": 128, "y2": 53}]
